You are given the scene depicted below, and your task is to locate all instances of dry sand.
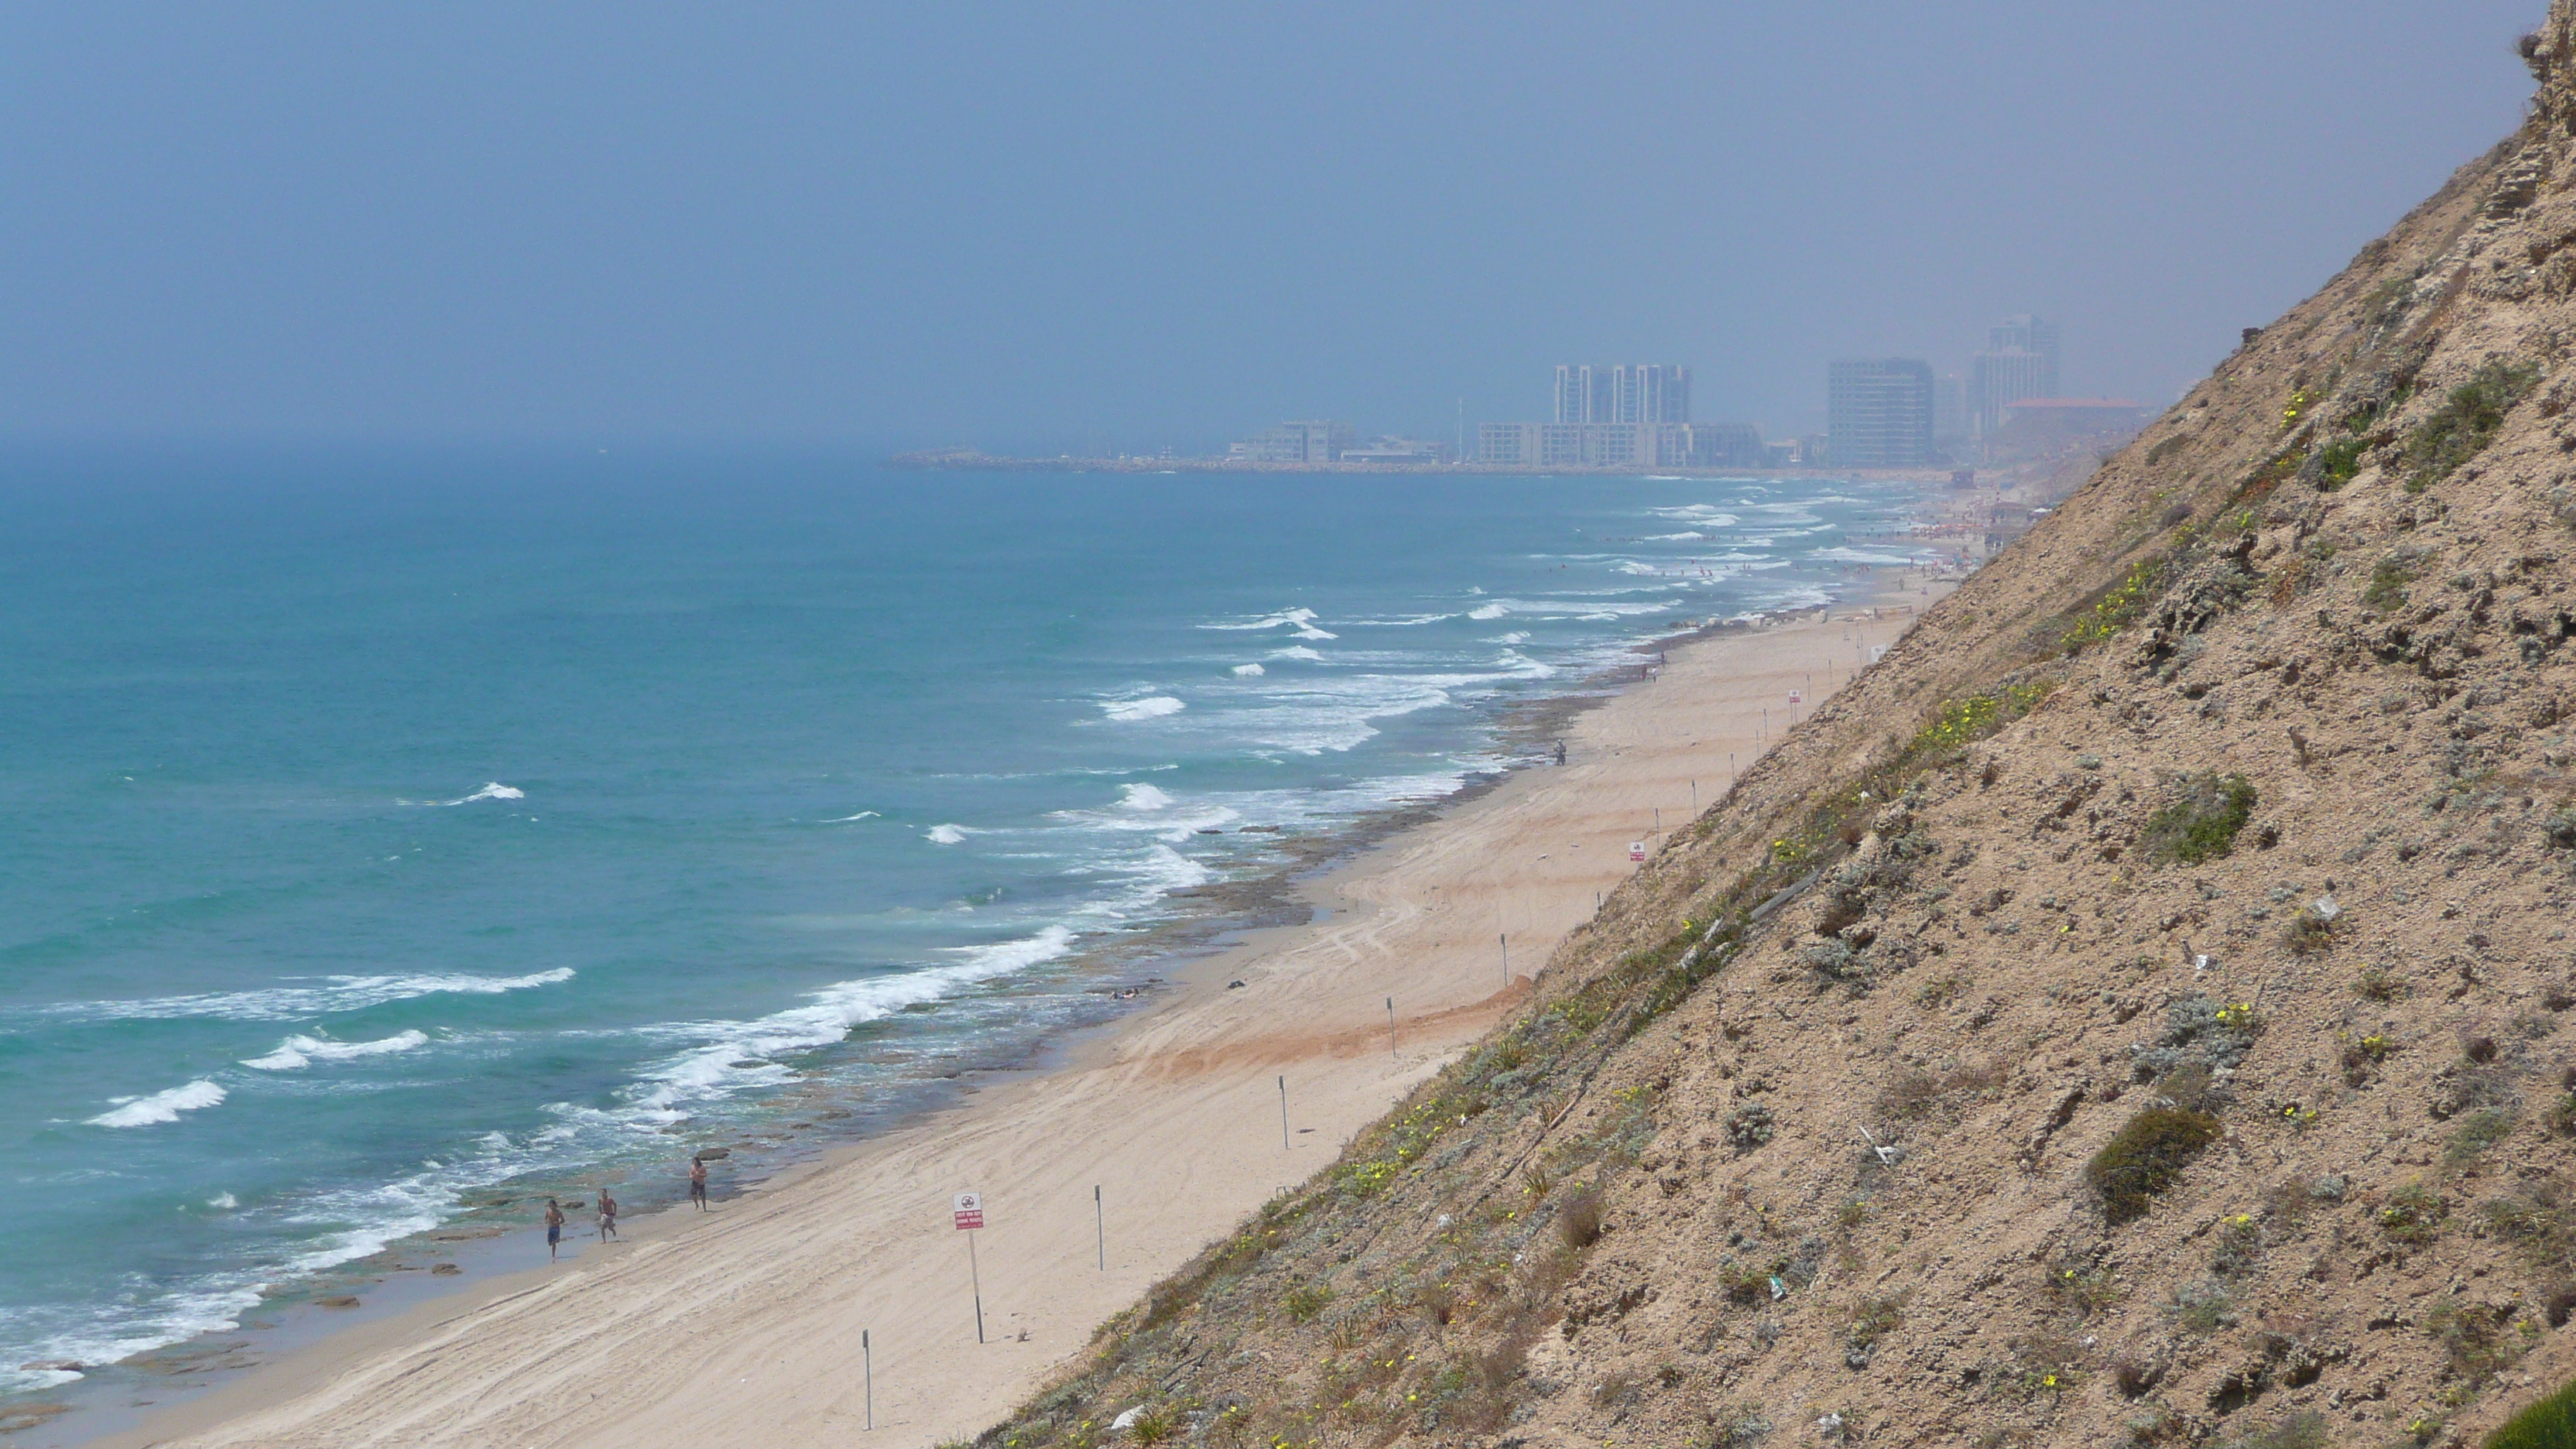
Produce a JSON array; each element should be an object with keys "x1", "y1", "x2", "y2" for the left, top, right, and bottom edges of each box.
[{"x1": 104, "y1": 601, "x2": 1932, "y2": 1449}]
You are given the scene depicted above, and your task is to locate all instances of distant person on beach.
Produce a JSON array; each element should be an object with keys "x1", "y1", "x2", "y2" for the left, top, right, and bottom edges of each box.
[
  {"x1": 543, "y1": 1198, "x2": 565, "y2": 1260},
  {"x1": 597, "y1": 1188, "x2": 618, "y2": 1241},
  {"x1": 689, "y1": 1157, "x2": 708, "y2": 1210}
]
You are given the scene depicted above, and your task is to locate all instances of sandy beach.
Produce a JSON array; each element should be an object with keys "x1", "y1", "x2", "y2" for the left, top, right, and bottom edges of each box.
[{"x1": 96, "y1": 597, "x2": 1937, "y2": 1449}]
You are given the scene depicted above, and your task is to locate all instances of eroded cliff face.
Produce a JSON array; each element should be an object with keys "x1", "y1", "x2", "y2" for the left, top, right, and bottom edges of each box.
[{"x1": 980, "y1": 12, "x2": 2576, "y2": 1447}]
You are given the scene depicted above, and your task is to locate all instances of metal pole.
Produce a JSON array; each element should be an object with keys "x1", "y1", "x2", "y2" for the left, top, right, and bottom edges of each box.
[
  {"x1": 1387, "y1": 997, "x2": 1396, "y2": 1060},
  {"x1": 1499, "y1": 932, "x2": 1507, "y2": 986},
  {"x1": 862, "y1": 1329, "x2": 873, "y2": 1430},
  {"x1": 1278, "y1": 1075, "x2": 1289, "y2": 1149},
  {"x1": 1094, "y1": 1184, "x2": 1104, "y2": 1271},
  {"x1": 968, "y1": 1231, "x2": 985, "y2": 1344}
]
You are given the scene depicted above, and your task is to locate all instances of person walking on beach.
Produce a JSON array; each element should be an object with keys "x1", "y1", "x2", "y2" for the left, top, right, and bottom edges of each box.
[
  {"x1": 688, "y1": 1156, "x2": 708, "y2": 1211},
  {"x1": 543, "y1": 1198, "x2": 565, "y2": 1260},
  {"x1": 596, "y1": 1187, "x2": 618, "y2": 1242}
]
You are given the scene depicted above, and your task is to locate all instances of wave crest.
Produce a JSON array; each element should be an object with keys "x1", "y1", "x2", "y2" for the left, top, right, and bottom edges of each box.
[
  {"x1": 242, "y1": 1029, "x2": 431, "y2": 1071},
  {"x1": 1101, "y1": 696, "x2": 1184, "y2": 721},
  {"x1": 90, "y1": 1080, "x2": 227, "y2": 1129}
]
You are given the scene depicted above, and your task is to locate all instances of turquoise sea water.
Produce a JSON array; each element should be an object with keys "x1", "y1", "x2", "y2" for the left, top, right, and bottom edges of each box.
[{"x1": 0, "y1": 447, "x2": 1945, "y2": 1410}]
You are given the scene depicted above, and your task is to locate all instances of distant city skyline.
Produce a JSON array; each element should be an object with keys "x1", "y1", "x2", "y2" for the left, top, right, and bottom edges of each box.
[{"x1": 0, "y1": 3, "x2": 2539, "y2": 450}]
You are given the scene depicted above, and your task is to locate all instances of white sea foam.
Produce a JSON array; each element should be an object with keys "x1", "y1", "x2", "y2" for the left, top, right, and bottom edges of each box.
[
  {"x1": 1231, "y1": 663, "x2": 1264, "y2": 676},
  {"x1": 411, "y1": 782, "x2": 524, "y2": 807},
  {"x1": 926, "y1": 824, "x2": 969, "y2": 844},
  {"x1": 821, "y1": 811, "x2": 880, "y2": 823},
  {"x1": 1489, "y1": 630, "x2": 1530, "y2": 644},
  {"x1": 1118, "y1": 783, "x2": 1175, "y2": 811},
  {"x1": 1810, "y1": 547, "x2": 1920, "y2": 566},
  {"x1": 3, "y1": 1279, "x2": 267, "y2": 1393},
  {"x1": 1267, "y1": 646, "x2": 1324, "y2": 661},
  {"x1": 1468, "y1": 603, "x2": 1508, "y2": 619},
  {"x1": 40, "y1": 968, "x2": 575, "y2": 1024},
  {"x1": 206, "y1": 1193, "x2": 237, "y2": 1210},
  {"x1": 1199, "y1": 607, "x2": 1336, "y2": 639},
  {"x1": 90, "y1": 1080, "x2": 227, "y2": 1129},
  {"x1": 627, "y1": 924, "x2": 1084, "y2": 1118},
  {"x1": 1101, "y1": 695, "x2": 1185, "y2": 721},
  {"x1": 242, "y1": 1029, "x2": 430, "y2": 1071}
]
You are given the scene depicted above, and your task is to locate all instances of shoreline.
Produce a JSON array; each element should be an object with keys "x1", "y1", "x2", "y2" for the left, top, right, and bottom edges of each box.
[{"x1": 76, "y1": 581, "x2": 1949, "y2": 1449}]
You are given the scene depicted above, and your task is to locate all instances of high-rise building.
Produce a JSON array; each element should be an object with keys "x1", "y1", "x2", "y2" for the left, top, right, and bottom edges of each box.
[
  {"x1": 1557, "y1": 364, "x2": 1689, "y2": 424},
  {"x1": 1987, "y1": 313, "x2": 2063, "y2": 394},
  {"x1": 1553, "y1": 366, "x2": 1593, "y2": 425},
  {"x1": 1826, "y1": 359, "x2": 1935, "y2": 468},
  {"x1": 1970, "y1": 314, "x2": 2062, "y2": 437},
  {"x1": 1611, "y1": 365, "x2": 1690, "y2": 424},
  {"x1": 1969, "y1": 350, "x2": 2053, "y2": 437}
]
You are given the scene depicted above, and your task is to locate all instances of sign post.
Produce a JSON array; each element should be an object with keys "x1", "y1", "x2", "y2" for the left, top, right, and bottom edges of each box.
[
  {"x1": 862, "y1": 1328, "x2": 873, "y2": 1430},
  {"x1": 1094, "y1": 1184, "x2": 1105, "y2": 1271},
  {"x1": 1386, "y1": 997, "x2": 1396, "y2": 1060},
  {"x1": 1629, "y1": 841, "x2": 1645, "y2": 863},
  {"x1": 953, "y1": 1190, "x2": 985, "y2": 1344},
  {"x1": 1277, "y1": 1075, "x2": 1289, "y2": 1149}
]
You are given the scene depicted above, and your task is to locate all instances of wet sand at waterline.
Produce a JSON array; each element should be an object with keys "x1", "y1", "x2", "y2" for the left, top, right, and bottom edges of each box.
[{"x1": 102, "y1": 600, "x2": 1937, "y2": 1449}]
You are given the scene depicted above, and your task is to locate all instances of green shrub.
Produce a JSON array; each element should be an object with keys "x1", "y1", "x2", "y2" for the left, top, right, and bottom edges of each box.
[
  {"x1": 2085, "y1": 1108, "x2": 2223, "y2": 1224},
  {"x1": 2061, "y1": 558, "x2": 2168, "y2": 654},
  {"x1": 2138, "y1": 773, "x2": 2258, "y2": 865},
  {"x1": 1711, "y1": 1404, "x2": 1774, "y2": 1447},
  {"x1": 2363, "y1": 557, "x2": 2413, "y2": 611},
  {"x1": 1280, "y1": 1282, "x2": 1334, "y2": 1323},
  {"x1": 2487, "y1": 1374, "x2": 2576, "y2": 1448},
  {"x1": 2380, "y1": 1182, "x2": 2449, "y2": 1245},
  {"x1": 2314, "y1": 434, "x2": 2371, "y2": 488},
  {"x1": 2428, "y1": 1297, "x2": 2523, "y2": 1379},
  {"x1": 2446, "y1": 1107, "x2": 2517, "y2": 1166},
  {"x1": 1902, "y1": 680, "x2": 2056, "y2": 760},
  {"x1": 2404, "y1": 360, "x2": 2541, "y2": 492}
]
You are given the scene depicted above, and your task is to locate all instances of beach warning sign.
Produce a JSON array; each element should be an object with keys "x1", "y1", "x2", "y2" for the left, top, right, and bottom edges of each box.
[
  {"x1": 1629, "y1": 841, "x2": 1646, "y2": 862},
  {"x1": 1788, "y1": 689, "x2": 1803, "y2": 705},
  {"x1": 953, "y1": 1190, "x2": 984, "y2": 1231}
]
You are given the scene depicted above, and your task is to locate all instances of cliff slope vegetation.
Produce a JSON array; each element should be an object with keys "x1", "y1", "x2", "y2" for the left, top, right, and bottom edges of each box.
[{"x1": 977, "y1": 14, "x2": 2576, "y2": 1447}]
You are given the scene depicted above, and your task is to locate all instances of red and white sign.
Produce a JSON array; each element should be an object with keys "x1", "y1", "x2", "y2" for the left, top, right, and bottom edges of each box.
[
  {"x1": 953, "y1": 1190, "x2": 984, "y2": 1231},
  {"x1": 1788, "y1": 689, "x2": 1804, "y2": 706},
  {"x1": 1629, "y1": 841, "x2": 1646, "y2": 862}
]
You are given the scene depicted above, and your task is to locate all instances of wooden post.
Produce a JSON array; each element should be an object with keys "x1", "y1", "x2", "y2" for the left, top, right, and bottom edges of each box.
[
  {"x1": 1387, "y1": 997, "x2": 1396, "y2": 1060},
  {"x1": 968, "y1": 1231, "x2": 984, "y2": 1344},
  {"x1": 1278, "y1": 1075, "x2": 1290, "y2": 1149},
  {"x1": 862, "y1": 1329, "x2": 873, "y2": 1430},
  {"x1": 1094, "y1": 1184, "x2": 1105, "y2": 1271}
]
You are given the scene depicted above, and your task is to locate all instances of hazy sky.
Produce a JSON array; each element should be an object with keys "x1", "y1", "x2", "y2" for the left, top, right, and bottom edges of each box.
[{"x1": 0, "y1": 3, "x2": 2546, "y2": 452}]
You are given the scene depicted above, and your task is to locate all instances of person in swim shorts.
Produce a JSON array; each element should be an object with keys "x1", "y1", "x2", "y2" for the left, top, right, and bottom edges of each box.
[
  {"x1": 688, "y1": 1157, "x2": 708, "y2": 1210},
  {"x1": 596, "y1": 1187, "x2": 618, "y2": 1241},
  {"x1": 543, "y1": 1198, "x2": 565, "y2": 1259}
]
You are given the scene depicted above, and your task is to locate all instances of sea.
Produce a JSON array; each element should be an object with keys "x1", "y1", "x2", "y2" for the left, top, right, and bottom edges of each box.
[{"x1": 0, "y1": 445, "x2": 1949, "y2": 1424}]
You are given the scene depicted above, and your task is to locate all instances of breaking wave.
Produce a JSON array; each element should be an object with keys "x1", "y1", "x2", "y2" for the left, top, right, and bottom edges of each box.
[
  {"x1": 242, "y1": 1029, "x2": 431, "y2": 1071},
  {"x1": 90, "y1": 1080, "x2": 228, "y2": 1129}
]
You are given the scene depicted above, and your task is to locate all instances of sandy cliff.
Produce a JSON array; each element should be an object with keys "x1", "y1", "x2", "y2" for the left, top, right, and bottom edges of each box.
[{"x1": 978, "y1": 12, "x2": 2576, "y2": 1447}]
